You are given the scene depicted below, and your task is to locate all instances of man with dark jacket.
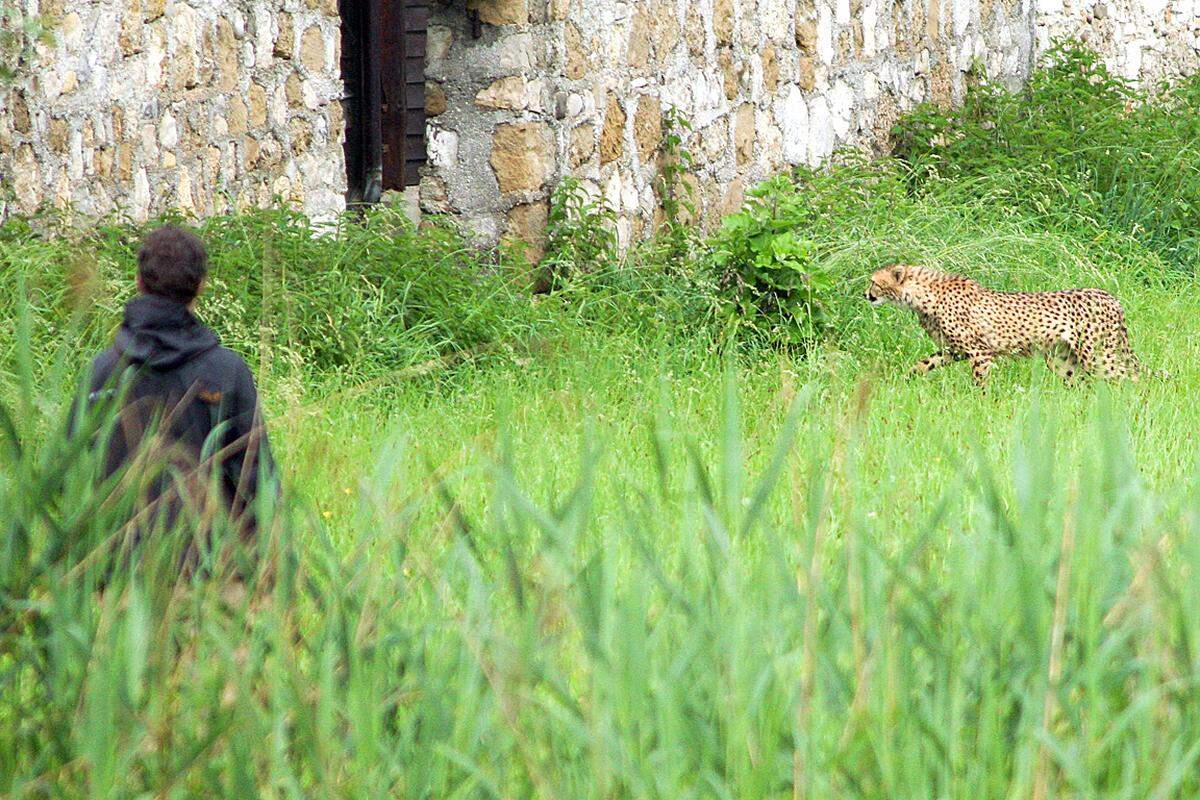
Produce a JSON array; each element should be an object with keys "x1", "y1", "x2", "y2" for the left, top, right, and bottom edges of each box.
[{"x1": 77, "y1": 225, "x2": 276, "y2": 556}]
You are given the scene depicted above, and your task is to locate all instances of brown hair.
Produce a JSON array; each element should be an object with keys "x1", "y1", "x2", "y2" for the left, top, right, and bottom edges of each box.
[{"x1": 137, "y1": 225, "x2": 208, "y2": 304}]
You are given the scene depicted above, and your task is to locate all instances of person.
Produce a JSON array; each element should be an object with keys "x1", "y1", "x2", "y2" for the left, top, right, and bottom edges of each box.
[{"x1": 74, "y1": 224, "x2": 276, "y2": 564}]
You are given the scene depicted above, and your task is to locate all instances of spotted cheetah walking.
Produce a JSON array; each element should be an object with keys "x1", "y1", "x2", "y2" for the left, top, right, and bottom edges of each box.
[{"x1": 865, "y1": 265, "x2": 1143, "y2": 385}]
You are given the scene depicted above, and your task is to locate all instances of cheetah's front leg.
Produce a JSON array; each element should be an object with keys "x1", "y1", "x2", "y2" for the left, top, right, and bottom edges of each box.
[
  {"x1": 912, "y1": 351, "x2": 962, "y2": 375},
  {"x1": 970, "y1": 354, "x2": 994, "y2": 385}
]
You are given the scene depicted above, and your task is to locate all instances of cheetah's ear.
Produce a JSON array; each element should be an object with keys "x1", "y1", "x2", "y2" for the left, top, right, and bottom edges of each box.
[{"x1": 890, "y1": 266, "x2": 905, "y2": 283}]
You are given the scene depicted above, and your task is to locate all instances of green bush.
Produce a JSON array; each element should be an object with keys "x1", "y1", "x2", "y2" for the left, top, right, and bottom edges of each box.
[{"x1": 893, "y1": 40, "x2": 1200, "y2": 271}]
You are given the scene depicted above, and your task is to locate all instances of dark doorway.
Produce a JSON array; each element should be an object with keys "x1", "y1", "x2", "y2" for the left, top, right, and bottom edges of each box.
[{"x1": 339, "y1": 0, "x2": 428, "y2": 205}]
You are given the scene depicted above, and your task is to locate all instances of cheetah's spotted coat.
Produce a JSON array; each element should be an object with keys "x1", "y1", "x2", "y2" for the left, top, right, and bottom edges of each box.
[{"x1": 865, "y1": 265, "x2": 1142, "y2": 384}]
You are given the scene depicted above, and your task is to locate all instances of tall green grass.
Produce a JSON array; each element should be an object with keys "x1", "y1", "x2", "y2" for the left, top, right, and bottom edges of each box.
[{"x1": 4, "y1": 40, "x2": 1200, "y2": 798}]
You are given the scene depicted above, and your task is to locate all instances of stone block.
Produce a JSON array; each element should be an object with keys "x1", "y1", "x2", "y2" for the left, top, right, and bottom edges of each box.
[
  {"x1": 300, "y1": 26, "x2": 326, "y2": 72},
  {"x1": 469, "y1": 0, "x2": 529, "y2": 26},
  {"x1": 275, "y1": 14, "x2": 295, "y2": 59},
  {"x1": 505, "y1": 200, "x2": 550, "y2": 262},
  {"x1": 475, "y1": 76, "x2": 528, "y2": 110},
  {"x1": 599, "y1": 95, "x2": 626, "y2": 165},
  {"x1": 491, "y1": 122, "x2": 553, "y2": 192},
  {"x1": 714, "y1": 0, "x2": 735, "y2": 45},
  {"x1": 734, "y1": 104, "x2": 755, "y2": 165},
  {"x1": 634, "y1": 96, "x2": 662, "y2": 163},
  {"x1": 569, "y1": 123, "x2": 596, "y2": 168},
  {"x1": 427, "y1": 82, "x2": 448, "y2": 116}
]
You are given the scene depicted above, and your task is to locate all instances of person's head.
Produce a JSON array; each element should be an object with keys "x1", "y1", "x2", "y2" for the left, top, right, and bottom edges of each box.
[{"x1": 137, "y1": 225, "x2": 208, "y2": 305}]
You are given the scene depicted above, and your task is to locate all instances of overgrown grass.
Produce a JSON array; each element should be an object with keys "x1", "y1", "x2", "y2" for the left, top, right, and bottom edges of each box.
[{"x1": 4, "y1": 42, "x2": 1200, "y2": 798}]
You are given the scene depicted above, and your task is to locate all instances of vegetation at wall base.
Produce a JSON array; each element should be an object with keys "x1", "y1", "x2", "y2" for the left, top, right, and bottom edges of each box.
[{"x1": 4, "y1": 41, "x2": 1200, "y2": 797}]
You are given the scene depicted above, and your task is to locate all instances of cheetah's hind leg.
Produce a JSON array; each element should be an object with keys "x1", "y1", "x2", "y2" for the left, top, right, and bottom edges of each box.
[
  {"x1": 912, "y1": 351, "x2": 960, "y2": 375},
  {"x1": 1045, "y1": 341, "x2": 1083, "y2": 386}
]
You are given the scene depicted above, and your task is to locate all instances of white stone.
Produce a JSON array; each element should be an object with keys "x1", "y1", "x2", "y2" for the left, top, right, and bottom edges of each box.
[
  {"x1": 863, "y1": 1, "x2": 878, "y2": 57},
  {"x1": 159, "y1": 112, "x2": 178, "y2": 149},
  {"x1": 303, "y1": 80, "x2": 322, "y2": 110},
  {"x1": 807, "y1": 95, "x2": 834, "y2": 165},
  {"x1": 427, "y1": 128, "x2": 459, "y2": 170},
  {"x1": 954, "y1": 0, "x2": 972, "y2": 35},
  {"x1": 837, "y1": 0, "x2": 852, "y2": 24},
  {"x1": 778, "y1": 86, "x2": 809, "y2": 163},
  {"x1": 817, "y1": 7, "x2": 835, "y2": 64},
  {"x1": 133, "y1": 168, "x2": 151, "y2": 219},
  {"x1": 863, "y1": 72, "x2": 880, "y2": 99},
  {"x1": 829, "y1": 81, "x2": 854, "y2": 138},
  {"x1": 254, "y1": 4, "x2": 275, "y2": 66}
]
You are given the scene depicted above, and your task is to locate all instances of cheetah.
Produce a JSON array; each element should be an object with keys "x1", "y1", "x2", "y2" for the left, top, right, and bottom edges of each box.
[{"x1": 865, "y1": 264, "x2": 1143, "y2": 385}]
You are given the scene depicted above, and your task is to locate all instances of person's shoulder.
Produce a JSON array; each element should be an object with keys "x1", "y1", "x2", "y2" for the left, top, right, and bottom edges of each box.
[{"x1": 204, "y1": 346, "x2": 258, "y2": 384}]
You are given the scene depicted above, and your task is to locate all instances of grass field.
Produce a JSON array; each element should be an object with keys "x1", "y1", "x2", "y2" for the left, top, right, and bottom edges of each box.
[{"x1": 5, "y1": 44, "x2": 1200, "y2": 798}]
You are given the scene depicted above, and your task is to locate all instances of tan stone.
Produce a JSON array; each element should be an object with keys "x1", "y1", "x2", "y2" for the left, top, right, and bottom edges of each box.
[
  {"x1": 490, "y1": 121, "x2": 554, "y2": 193},
  {"x1": 170, "y1": 44, "x2": 198, "y2": 90},
  {"x1": 475, "y1": 76, "x2": 525, "y2": 110},
  {"x1": 426, "y1": 82, "x2": 448, "y2": 116},
  {"x1": 120, "y1": 0, "x2": 143, "y2": 55},
  {"x1": 116, "y1": 143, "x2": 134, "y2": 181},
  {"x1": 275, "y1": 13, "x2": 295, "y2": 58},
  {"x1": 719, "y1": 178, "x2": 746, "y2": 217},
  {"x1": 927, "y1": 0, "x2": 940, "y2": 40},
  {"x1": 290, "y1": 118, "x2": 313, "y2": 153},
  {"x1": 420, "y1": 175, "x2": 453, "y2": 213},
  {"x1": 719, "y1": 49, "x2": 738, "y2": 100},
  {"x1": 798, "y1": 57, "x2": 816, "y2": 91},
  {"x1": 796, "y1": 19, "x2": 817, "y2": 53},
  {"x1": 11, "y1": 92, "x2": 30, "y2": 133},
  {"x1": 505, "y1": 201, "x2": 549, "y2": 262},
  {"x1": 285, "y1": 71, "x2": 303, "y2": 105},
  {"x1": 49, "y1": 118, "x2": 69, "y2": 153},
  {"x1": 714, "y1": 0, "x2": 734, "y2": 46},
  {"x1": 244, "y1": 136, "x2": 262, "y2": 168},
  {"x1": 94, "y1": 148, "x2": 114, "y2": 179},
  {"x1": 569, "y1": 123, "x2": 595, "y2": 168},
  {"x1": 469, "y1": 0, "x2": 527, "y2": 26},
  {"x1": 627, "y1": 10, "x2": 651, "y2": 70},
  {"x1": 248, "y1": 83, "x2": 268, "y2": 127},
  {"x1": 548, "y1": 0, "x2": 570, "y2": 20},
  {"x1": 654, "y1": 0, "x2": 680, "y2": 57},
  {"x1": 228, "y1": 96, "x2": 249, "y2": 134},
  {"x1": 145, "y1": 0, "x2": 165, "y2": 21},
  {"x1": 60, "y1": 71, "x2": 78, "y2": 94},
  {"x1": 599, "y1": 94, "x2": 626, "y2": 165},
  {"x1": 565, "y1": 22, "x2": 587, "y2": 80},
  {"x1": 634, "y1": 96, "x2": 661, "y2": 163},
  {"x1": 762, "y1": 46, "x2": 779, "y2": 92},
  {"x1": 929, "y1": 58, "x2": 954, "y2": 108},
  {"x1": 299, "y1": 27, "x2": 326, "y2": 72},
  {"x1": 734, "y1": 104, "x2": 755, "y2": 166}
]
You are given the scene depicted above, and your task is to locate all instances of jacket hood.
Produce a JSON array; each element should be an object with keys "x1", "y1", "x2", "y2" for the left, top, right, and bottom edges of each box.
[{"x1": 114, "y1": 294, "x2": 220, "y2": 369}]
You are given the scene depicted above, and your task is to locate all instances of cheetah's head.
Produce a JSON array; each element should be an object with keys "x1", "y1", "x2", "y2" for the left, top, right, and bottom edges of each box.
[{"x1": 866, "y1": 265, "x2": 912, "y2": 307}]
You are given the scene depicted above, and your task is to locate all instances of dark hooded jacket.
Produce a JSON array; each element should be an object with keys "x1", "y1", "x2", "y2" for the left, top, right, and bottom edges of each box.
[{"x1": 79, "y1": 294, "x2": 276, "y2": 541}]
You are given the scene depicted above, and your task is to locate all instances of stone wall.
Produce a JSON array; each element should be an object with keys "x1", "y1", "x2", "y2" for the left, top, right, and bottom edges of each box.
[
  {"x1": 424, "y1": 0, "x2": 1199, "y2": 254},
  {"x1": 3, "y1": 0, "x2": 1197, "y2": 241},
  {"x1": 0, "y1": 0, "x2": 346, "y2": 221}
]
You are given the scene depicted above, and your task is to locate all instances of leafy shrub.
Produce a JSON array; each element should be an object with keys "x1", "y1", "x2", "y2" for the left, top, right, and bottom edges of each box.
[
  {"x1": 542, "y1": 176, "x2": 619, "y2": 289},
  {"x1": 893, "y1": 40, "x2": 1200, "y2": 271},
  {"x1": 710, "y1": 175, "x2": 838, "y2": 347}
]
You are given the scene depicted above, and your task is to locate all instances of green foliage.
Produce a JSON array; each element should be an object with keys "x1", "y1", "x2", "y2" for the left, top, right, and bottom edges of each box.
[
  {"x1": 893, "y1": 40, "x2": 1200, "y2": 271},
  {"x1": 710, "y1": 175, "x2": 836, "y2": 347},
  {"x1": 654, "y1": 106, "x2": 699, "y2": 260},
  {"x1": 542, "y1": 175, "x2": 618, "y2": 288},
  {"x1": 0, "y1": 205, "x2": 552, "y2": 392}
]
